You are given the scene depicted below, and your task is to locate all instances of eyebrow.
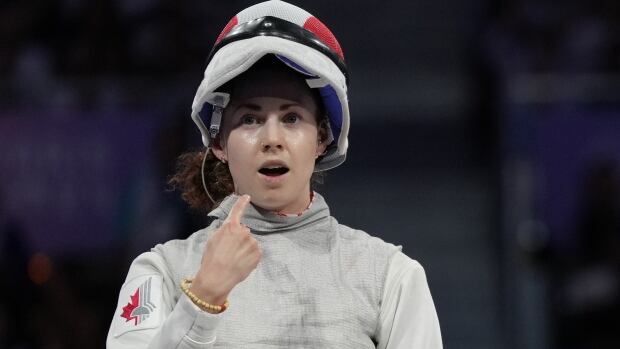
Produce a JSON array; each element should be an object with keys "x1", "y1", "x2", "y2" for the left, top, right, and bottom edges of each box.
[{"x1": 235, "y1": 102, "x2": 299, "y2": 112}]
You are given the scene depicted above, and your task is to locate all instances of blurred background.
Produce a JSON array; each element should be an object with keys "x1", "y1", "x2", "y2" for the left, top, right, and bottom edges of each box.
[{"x1": 1, "y1": 0, "x2": 619, "y2": 348}]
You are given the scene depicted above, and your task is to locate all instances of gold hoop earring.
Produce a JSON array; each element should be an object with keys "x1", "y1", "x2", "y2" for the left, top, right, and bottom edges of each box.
[{"x1": 201, "y1": 148, "x2": 216, "y2": 204}]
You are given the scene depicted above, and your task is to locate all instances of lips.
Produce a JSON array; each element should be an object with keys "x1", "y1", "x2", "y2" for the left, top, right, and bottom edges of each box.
[
  {"x1": 259, "y1": 167, "x2": 289, "y2": 176},
  {"x1": 258, "y1": 160, "x2": 290, "y2": 178}
]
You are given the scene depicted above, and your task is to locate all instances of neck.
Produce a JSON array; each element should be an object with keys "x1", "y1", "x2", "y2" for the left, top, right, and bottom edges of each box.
[{"x1": 273, "y1": 191, "x2": 315, "y2": 217}]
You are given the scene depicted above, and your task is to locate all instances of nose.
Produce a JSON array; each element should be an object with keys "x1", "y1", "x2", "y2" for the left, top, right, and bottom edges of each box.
[{"x1": 260, "y1": 118, "x2": 284, "y2": 152}]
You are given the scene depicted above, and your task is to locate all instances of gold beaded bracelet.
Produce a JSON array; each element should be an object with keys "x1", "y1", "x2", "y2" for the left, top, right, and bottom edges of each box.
[{"x1": 180, "y1": 278, "x2": 229, "y2": 314}]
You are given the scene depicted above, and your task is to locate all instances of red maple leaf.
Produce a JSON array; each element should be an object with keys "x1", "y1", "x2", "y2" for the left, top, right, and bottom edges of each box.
[{"x1": 120, "y1": 289, "x2": 140, "y2": 325}]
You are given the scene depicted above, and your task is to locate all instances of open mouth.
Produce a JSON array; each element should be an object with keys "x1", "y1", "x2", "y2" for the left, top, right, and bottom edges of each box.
[{"x1": 258, "y1": 166, "x2": 289, "y2": 177}]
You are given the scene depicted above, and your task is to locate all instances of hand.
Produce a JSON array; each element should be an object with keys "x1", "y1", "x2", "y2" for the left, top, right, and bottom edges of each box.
[{"x1": 190, "y1": 195, "x2": 262, "y2": 308}]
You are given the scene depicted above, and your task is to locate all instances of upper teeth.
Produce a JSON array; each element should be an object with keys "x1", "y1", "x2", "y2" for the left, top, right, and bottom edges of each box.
[{"x1": 265, "y1": 166, "x2": 281, "y2": 169}]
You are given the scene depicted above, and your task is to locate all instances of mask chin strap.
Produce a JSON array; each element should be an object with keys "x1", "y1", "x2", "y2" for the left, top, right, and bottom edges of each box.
[
  {"x1": 206, "y1": 92, "x2": 231, "y2": 141},
  {"x1": 200, "y1": 92, "x2": 231, "y2": 204}
]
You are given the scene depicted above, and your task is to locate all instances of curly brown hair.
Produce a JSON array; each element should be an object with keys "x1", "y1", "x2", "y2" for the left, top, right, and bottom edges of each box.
[{"x1": 168, "y1": 148, "x2": 234, "y2": 212}]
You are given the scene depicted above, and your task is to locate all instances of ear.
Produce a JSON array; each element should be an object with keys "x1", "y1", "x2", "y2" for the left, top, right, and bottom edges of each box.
[
  {"x1": 316, "y1": 119, "x2": 329, "y2": 156},
  {"x1": 210, "y1": 136, "x2": 228, "y2": 162}
]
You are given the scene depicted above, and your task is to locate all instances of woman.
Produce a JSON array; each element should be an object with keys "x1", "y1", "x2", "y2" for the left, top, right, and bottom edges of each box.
[{"x1": 107, "y1": 1, "x2": 442, "y2": 348}]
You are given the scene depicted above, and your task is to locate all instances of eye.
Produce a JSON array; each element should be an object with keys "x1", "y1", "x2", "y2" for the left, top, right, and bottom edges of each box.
[
  {"x1": 283, "y1": 113, "x2": 299, "y2": 123},
  {"x1": 240, "y1": 114, "x2": 258, "y2": 125}
]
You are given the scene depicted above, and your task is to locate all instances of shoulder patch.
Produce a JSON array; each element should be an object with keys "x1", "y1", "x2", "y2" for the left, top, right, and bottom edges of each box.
[{"x1": 112, "y1": 274, "x2": 163, "y2": 338}]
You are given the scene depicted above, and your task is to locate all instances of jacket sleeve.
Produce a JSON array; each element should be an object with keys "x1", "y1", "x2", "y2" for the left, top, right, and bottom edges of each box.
[
  {"x1": 106, "y1": 251, "x2": 223, "y2": 349},
  {"x1": 376, "y1": 252, "x2": 443, "y2": 349}
]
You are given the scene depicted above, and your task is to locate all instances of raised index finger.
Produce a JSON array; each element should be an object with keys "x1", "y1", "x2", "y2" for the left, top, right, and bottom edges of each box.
[{"x1": 225, "y1": 194, "x2": 251, "y2": 225}]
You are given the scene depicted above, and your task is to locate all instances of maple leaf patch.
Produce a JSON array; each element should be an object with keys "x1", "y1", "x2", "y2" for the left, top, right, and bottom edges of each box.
[
  {"x1": 112, "y1": 274, "x2": 162, "y2": 337},
  {"x1": 120, "y1": 277, "x2": 156, "y2": 326}
]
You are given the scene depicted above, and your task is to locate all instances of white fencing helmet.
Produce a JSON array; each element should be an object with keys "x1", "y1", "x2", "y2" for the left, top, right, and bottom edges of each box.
[{"x1": 191, "y1": 0, "x2": 350, "y2": 171}]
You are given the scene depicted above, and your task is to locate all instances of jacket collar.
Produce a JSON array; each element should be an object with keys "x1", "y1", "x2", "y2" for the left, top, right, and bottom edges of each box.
[{"x1": 208, "y1": 192, "x2": 330, "y2": 234}]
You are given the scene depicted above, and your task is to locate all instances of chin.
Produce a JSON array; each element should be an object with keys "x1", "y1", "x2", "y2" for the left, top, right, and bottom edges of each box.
[{"x1": 250, "y1": 190, "x2": 295, "y2": 212}]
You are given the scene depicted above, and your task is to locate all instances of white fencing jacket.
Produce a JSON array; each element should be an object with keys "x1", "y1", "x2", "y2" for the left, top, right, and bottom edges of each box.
[{"x1": 107, "y1": 193, "x2": 442, "y2": 348}]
